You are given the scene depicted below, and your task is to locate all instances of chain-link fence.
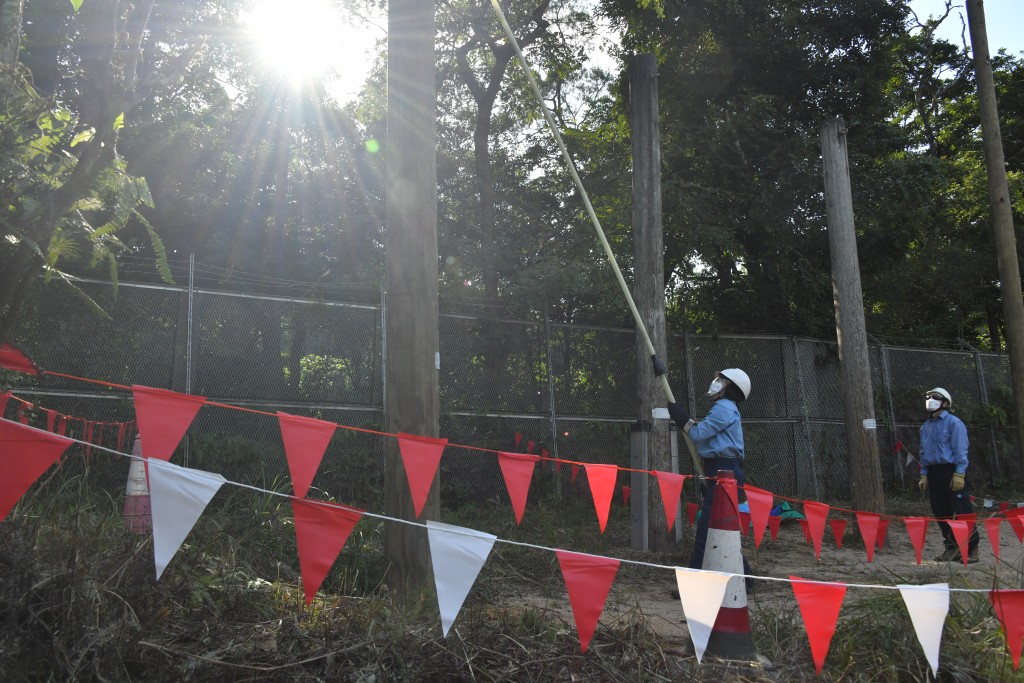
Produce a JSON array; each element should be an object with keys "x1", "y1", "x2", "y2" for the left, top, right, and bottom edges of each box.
[{"x1": 6, "y1": 276, "x2": 1020, "y2": 505}]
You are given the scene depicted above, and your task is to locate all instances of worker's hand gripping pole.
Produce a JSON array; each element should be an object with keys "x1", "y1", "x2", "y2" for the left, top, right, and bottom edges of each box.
[{"x1": 489, "y1": 0, "x2": 703, "y2": 479}]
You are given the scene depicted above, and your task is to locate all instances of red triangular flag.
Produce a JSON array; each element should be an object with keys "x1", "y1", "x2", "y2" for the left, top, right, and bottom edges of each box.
[
  {"x1": 739, "y1": 511, "x2": 751, "y2": 536},
  {"x1": 514, "y1": 432, "x2": 522, "y2": 448},
  {"x1": 291, "y1": 498, "x2": 363, "y2": 605},
  {"x1": 894, "y1": 439, "x2": 904, "y2": 453},
  {"x1": 655, "y1": 471, "x2": 686, "y2": 531},
  {"x1": 57, "y1": 416, "x2": 68, "y2": 436},
  {"x1": 768, "y1": 515, "x2": 782, "y2": 542},
  {"x1": 584, "y1": 463, "x2": 618, "y2": 533},
  {"x1": 791, "y1": 576, "x2": 847, "y2": 675},
  {"x1": 999, "y1": 502, "x2": 1010, "y2": 514},
  {"x1": 947, "y1": 520, "x2": 970, "y2": 565},
  {"x1": 990, "y1": 589, "x2": 1024, "y2": 671},
  {"x1": 856, "y1": 511, "x2": 880, "y2": 563},
  {"x1": 686, "y1": 501, "x2": 699, "y2": 528},
  {"x1": 829, "y1": 519, "x2": 847, "y2": 549},
  {"x1": 132, "y1": 386, "x2": 207, "y2": 462},
  {"x1": 540, "y1": 447, "x2": 550, "y2": 462},
  {"x1": 497, "y1": 451, "x2": 539, "y2": 525},
  {"x1": 803, "y1": 501, "x2": 829, "y2": 560},
  {"x1": 956, "y1": 512, "x2": 977, "y2": 539},
  {"x1": 0, "y1": 421, "x2": 73, "y2": 520},
  {"x1": 744, "y1": 485, "x2": 773, "y2": 548},
  {"x1": 621, "y1": 485, "x2": 631, "y2": 506},
  {"x1": 555, "y1": 550, "x2": 620, "y2": 653},
  {"x1": 798, "y1": 518, "x2": 811, "y2": 544},
  {"x1": 116, "y1": 422, "x2": 126, "y2": 451},
  {"x1": 0, "y1": 391, "x2": 10, "y2": 417},
  {"x1": 45, "y1": 410, "x2": 56, "y2": 432},
  {"x1": 277, "y1": 412, "x2": 337, "y2": 499},
  {"x1": 0, "y1": 342, "x2": 40, "y2": 374},
  {"x1": 571, "y1": 464, "x2": 580, "y2": 483},
  {"x1": 718, "y1": 476, "x2": 739, "y2": 514},
  {"x1": 985, "y1": 517, "x2": 1003, "y2": 561},
  {"x1": 526, "y1": 440, "x2": 535, "y2": 454},
  {"x1": 904, "y1": 517, "x2": 929, "y2": 565},
  {"x1": 396, "y1": 434, "x2": 448, "y2": 519},
  {"x1": 1006, "y1": 510, "x2": 1024, "y2": 543},
  {"x1": 877, "y1": 518, "x2": 891, "y2": 549}
]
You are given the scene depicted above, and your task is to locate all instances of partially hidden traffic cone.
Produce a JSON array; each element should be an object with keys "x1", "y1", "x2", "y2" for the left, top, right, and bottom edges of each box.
[
  {"x1": 702, "y1": 470, "x2": 756, "y2": 661},
  {"x1": 122, "y1": 433, "x2": 152, "y2": 533}
]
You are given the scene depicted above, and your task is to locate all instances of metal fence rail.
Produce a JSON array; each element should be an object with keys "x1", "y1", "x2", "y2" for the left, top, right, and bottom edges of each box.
[{"x1": 6, "y1": 274, "x2": 1019, "y2": 505}]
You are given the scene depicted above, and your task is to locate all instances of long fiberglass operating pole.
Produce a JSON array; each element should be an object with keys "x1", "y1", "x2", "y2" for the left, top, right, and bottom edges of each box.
[{"x1": 488, "y1": 0, "x2": 703, "y2": 478}]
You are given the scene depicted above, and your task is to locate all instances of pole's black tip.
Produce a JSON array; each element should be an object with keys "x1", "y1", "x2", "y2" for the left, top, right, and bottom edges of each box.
[{"x1": 651, "y1": 354, "x2": 667, "y2": 376}]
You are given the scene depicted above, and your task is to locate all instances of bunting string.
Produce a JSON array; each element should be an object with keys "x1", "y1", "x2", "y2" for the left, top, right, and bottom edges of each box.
[
  {"x1": 2, "y1": 419, "x2": 1014, "y2": 596},
  {"x1": 12, "y1": 371, "x2": 1024, "y2": 525}
]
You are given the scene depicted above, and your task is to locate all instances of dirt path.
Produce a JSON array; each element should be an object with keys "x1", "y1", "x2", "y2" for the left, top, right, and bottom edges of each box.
[{"x1": 539, "y1": 515, "x2": 1024, "y2": 647}]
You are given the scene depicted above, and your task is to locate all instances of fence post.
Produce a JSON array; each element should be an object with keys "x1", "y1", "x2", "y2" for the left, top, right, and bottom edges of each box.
[
  {"x1": 874, "y1": 335, "x2": 901, "y2": 487},
  {"x1": 544, "y1": 307, "x2": 561, "y2": 497},
  {"x1": 630, "y1": 421, "x2": 650, "y2": 551},
  {"x1": 184, "y1": 253, "x2": 195, "y2": 467},
  {"x1": 963, "y1": 338, "x2": 1001, "y2": 479},
  {"x1": 791, "y1": 338, "x2": 820, "y2": 499},
  {"x1": 381, "y1": 285, "x2": 387, "y2": 416}
]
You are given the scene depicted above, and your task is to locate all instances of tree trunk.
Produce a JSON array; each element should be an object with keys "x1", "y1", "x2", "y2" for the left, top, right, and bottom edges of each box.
[
  {"x1": 629, "y1": 54, "x2": 673, "y2": 551},
  {"x1": 965, "y1": 0, "x2": 1024, "y2": 466},
  {"x1": 0, "y1": 0, "x2": 23, "y2": 65},
  {"x1": 820, "y1": 117, "x2": 885, "y2": 514},
  {"x1": 384, "y1": 0, "x2": 439, "y2": 601}
]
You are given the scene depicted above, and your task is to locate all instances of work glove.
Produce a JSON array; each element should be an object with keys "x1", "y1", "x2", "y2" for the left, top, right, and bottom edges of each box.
[
  {"x1": 918, "y1": 475, "x2": 927, "y2": 493},
  {"x1": 950, "y1": 473, "x2": 965, "y2": 492},
  {"x1": 666, "y1": 402, "x2": 691, "y2": 428}
]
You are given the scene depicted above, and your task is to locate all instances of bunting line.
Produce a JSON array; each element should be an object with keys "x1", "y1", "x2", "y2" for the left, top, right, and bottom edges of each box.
[
  {"x1": 25, "y1": 374, "x2": 1024, "y2": 526},
  {"x1": 1, "y1": 418, "x2": 1011, "y2": 596}
]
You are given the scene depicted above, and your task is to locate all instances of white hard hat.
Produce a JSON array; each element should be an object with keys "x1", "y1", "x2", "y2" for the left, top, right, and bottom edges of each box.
[
  {"x1": 719, "y1": 368, "x2": 751, "y2": 399},
  {"x1": 926, "y1": 387, "x2": 952, "y2": 406}
]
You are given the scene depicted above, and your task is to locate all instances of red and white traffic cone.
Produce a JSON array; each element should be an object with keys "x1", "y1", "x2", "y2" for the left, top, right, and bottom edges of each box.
[
  {"x1": 702, "y1": 469, "x2": 756, "y2": 660},
  {"x1": 122, "y1": 433, "x2": 152, "y2": 534}
]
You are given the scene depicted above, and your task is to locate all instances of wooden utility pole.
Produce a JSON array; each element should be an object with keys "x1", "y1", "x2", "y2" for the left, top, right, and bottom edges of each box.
[
  {"x1": 629, "y1": 54, "x2": 673, "y2": 551},
  {"x1": 965, "y1": 0, "x2": 1024, "y2": 466},
  {"x1": 820, "y1": 118, "x2": 885, "y2": 514},
  {"x1": 384, "y1": 0, "x2": 439, "y2": 598}
]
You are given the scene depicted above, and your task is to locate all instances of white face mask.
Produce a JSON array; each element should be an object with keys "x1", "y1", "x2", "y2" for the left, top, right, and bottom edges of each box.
[
  {"x1": 926, "y1": 398, "x2": 942, "y2": 412},
  {"x1": 707, "y1": 379, "x2": 725, "y2": 396}
]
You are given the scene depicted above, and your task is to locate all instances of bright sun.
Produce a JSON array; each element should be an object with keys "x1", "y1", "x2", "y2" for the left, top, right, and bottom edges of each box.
[{"x1": 243, "y1": 0, "x2": 374, "y2": 95}]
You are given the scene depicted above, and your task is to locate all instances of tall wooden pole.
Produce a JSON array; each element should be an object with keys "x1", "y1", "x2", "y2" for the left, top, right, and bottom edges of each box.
[
  {"x1": 384, "y1": 0, "x2": 439, "y2": 598},
  {"x1": 965, "y1": 0, "x2": 1024, "y2": 465},
  {"x1": 820, "y1": 118, "x2": 885, "y2": 514},
  {"x1": 629, "y1": 54, "x2": 672, "y2": 551}
]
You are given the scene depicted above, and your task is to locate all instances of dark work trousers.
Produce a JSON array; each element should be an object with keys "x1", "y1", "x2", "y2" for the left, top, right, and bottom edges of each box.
[
  {"x1": 926, "y1": 463, "x2": 980, "y2": 552},
  {"x1": 689, "y1": 457, "x2": 753, "y2": 578}
]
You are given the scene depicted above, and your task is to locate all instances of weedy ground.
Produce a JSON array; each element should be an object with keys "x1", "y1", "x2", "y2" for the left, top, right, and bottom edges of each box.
[{"x1": 1, "y1": 474, "x2": 1022, "y2": 682}]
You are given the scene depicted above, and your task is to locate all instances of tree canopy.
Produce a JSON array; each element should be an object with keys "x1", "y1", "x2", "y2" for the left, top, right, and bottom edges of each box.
[{"x1": 2, "y1": 0, "x2": 1021, "y2": 350}]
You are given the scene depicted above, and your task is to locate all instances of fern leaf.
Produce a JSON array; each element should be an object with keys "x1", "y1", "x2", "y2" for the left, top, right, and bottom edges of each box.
[
  {"x1": 132, "y1": 210, "x2": 175, "y2": 284},
  {"x1": 44, "y1": 268, "x2": 113, "y2": 320}
]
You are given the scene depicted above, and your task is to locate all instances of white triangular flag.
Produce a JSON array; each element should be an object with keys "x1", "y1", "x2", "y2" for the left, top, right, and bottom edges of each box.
[
  {"x1": 427, "y1": 520, "x2": 496, "y2": 637},
  {"x1": 898, "y1": 583, "x2": 949, "y2": 677},
  {"x1": 905, "y1": 452, "x2": 914, "y2": 466},
  {"x1": 148, "y1": 459, "x2": 226, "y2": 580},
  {"x1": 983, "y1": 499, "x2": 994, "y2": 508},
  {"x1": 674, "y1": 567, "x2": 732, "y2": 663}
]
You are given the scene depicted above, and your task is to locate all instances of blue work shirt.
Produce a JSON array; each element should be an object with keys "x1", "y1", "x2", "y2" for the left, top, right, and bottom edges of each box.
[
  {"x1": 689, "y1": 398, "x2": 744, "y2": 460},
  {"x1": 919, "y1": 410, "x2": 969, "y2": 475}
]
